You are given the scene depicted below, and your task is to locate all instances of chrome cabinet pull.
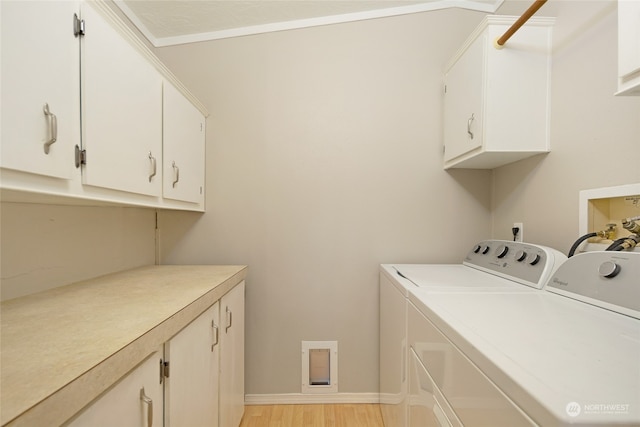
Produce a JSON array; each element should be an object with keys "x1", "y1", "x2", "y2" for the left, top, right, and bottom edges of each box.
[
  {"x1": 467, "y1": 113, "x2": 475, "y2": 140},
  {"x1": 148, "y1": 152, "x2": 157, "y2": 182},
  {"x1": 225, "y1": 306, "x2": 232, "y2": 332},
  {"x1": 211, "y1": 320, "x2": 219, "y2": 351},
  {"x1": 172, "y1": 161, "x2": 180, "y2": 188},
  {"x1": 43, "y1": 103, "x2": 57, "y2": 154},
  {"x1": 140, "y1": 387, "x2": 153, "y2": 427}
]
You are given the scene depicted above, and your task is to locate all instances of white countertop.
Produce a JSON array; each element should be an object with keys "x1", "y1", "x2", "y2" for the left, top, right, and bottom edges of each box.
[{"x1": 1, "y1": 265, "x2": 247, "y2": 426}]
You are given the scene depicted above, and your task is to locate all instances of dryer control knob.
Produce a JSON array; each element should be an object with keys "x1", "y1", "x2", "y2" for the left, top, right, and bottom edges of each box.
[
  {"x1": 515, "y1": 250, "x2": 527, "y2": 262},
  {"x1": 495, "y1": 245, "x2": 509, "y2": 258},
  {"x1": 599, "y1": 261, "x2": 621, "y2": 278},
  {"x1": 481, "y1": 245, "x2": 490, "y2": 254},
  {"x1": 473, "y1": 245, "x2": 481, "y2": 253},
  {"x1": 528, "y1": 253, "x2": 541, "y2": 265}
]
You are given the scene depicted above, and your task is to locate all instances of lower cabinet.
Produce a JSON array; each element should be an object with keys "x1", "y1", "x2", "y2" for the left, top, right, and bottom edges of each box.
[
  {"x1": 165, "y1": 302, "x2": 220, "y2": 427},
  {"x1": 66, "y1": 346, "x2": 164, "y2": 427},
  {"x1": 66, "y1": 281, "x2": 245, "y2": 427},
  {"x1": 220, "y1": 281, "x2": 245, "y2": 427}
]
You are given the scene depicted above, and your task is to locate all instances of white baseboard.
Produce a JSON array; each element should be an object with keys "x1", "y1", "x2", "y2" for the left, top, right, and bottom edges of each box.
[{"x1": 245, "y1": 393, "x2": 380, "y2": 405}]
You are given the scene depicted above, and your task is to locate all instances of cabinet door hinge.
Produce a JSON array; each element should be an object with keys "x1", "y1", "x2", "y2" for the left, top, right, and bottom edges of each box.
[
  {"x1": 73, "y1": 13, "x2": 85, "y2": 37},
  {"x1": 159, "y1": 359, "x2": 170, "y2": 384},
  {"x1": 74, "y1": 145, "x2": 86, "y2": 168},
  {"x1": 163, "y1": 360, "x2": 170, "y2": 379}
]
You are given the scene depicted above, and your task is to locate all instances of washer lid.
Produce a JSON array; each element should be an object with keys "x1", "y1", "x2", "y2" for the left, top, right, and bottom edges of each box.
[
  {"x1": 381, "y1": 264, "x2": 537, "y2": 298},
  {"x1": 394, "y1": 264, "x2": 535, "y2": 290}
]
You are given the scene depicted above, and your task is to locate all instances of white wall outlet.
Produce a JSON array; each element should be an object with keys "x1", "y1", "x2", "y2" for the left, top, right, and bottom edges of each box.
[{"x1": 513, "y1": 222, "x2": 524, "y2": 242}]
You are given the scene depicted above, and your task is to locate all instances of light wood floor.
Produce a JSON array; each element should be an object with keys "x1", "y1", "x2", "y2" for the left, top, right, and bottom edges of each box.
[{"x1": 239, "y1": 404, "x2": 385, "y2": 427}]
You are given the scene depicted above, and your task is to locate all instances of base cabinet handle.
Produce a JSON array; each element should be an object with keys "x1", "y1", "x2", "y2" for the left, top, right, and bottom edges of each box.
[
  {"x1": 212, "y1": 321, "x2": 219, "y2": 351},
  {"x1": 140, "y1": 387, "x2": 153, "y2": 427},
  {"x1": 225, "y1": 306, "x2": 233, "y2": 332}
]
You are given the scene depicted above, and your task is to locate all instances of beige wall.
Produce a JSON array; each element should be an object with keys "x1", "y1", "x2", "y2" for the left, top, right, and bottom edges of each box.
[
  {"x1": 0, "y1": 203, "x2": 156, "y2": 300},
  {"x1": 491, "y1": 1, "x2": 640, "y2": 252},
  {"x1": 155, "y1": 9, "x2": 493, "y2": 395}
]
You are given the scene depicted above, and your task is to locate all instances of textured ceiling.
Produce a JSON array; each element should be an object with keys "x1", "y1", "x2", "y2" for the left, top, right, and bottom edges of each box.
[{"x1": 117, "y1": 0, "x2": 503, "y2": 46}]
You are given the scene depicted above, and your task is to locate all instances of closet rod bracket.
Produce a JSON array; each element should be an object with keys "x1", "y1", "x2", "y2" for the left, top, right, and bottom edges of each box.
[{"x1": 494, "y1": 0, "x2": 547, "y2": 49}]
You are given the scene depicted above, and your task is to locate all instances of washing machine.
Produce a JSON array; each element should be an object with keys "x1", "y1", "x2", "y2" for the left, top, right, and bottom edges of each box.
[
  {"x1": 379, "y1": 240, "x2": 567, "y2": 427},
  {"x1": 408, "y1": 251, "x2": 640, "y2": 426}
]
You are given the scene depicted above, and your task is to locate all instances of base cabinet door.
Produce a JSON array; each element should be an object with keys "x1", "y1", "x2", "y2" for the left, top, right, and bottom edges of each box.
[
  {"x1": 220, "y1": 281, "x2": 245, "y2": 427},
  {"x1": 165, "y1": 302, "x2": 220, "y2": 427},
  {"x1": 65, "y1": 347, "x2": 163, "y2": 427}
]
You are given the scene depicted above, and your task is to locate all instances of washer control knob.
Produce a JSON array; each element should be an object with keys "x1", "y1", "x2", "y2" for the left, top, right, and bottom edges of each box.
[
  {"x1": 481, "y1": 245, "x2": 490, "y2": 255},
  {"x1": 473, "y1": 245, "x2": 481, "y2": 253},
  {"x1": 528, "y1": 253, "x2": 541, "y2": 266},
  {"x1": 495, "y1": 245, "x2": 509, "y2": 258},
  {"x1": 599, "y1": 261, "x2": 621, "y2": 278},
  {"x1": 515, "y1": 250, "x2": 527, "y2": 262}
]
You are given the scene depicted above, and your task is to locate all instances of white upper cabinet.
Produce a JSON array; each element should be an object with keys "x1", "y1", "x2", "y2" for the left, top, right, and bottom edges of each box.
[
  {"x1": 443, "y1": 16, "x2": 554, "y2": 169},
  {"x1": 80, "y1": 2, "x2": 163, "y2": 197},
  {"x1": 1, "y1": 1, "x2": 80, "y2": 180},
  {"x1": 617, "y1": 0, "x2": 640, "y2": 95},
  {"x1": 163, "y1": 81, "x2": 206, "y2": 205},
  {"x1": 1, "y1": 0, "x2": 207, "y2": 211}
]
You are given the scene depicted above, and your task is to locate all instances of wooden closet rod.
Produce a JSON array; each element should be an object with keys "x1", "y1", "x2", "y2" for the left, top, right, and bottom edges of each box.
[{"x1": 494, "y1": 0, "x2": 547, "y2": 48}]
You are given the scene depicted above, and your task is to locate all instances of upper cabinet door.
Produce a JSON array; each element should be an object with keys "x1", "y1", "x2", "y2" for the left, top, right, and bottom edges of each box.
[
  {"x1": 1, "y1": 1, "x2": 79, "y2": 179},
  {"x1": 80, "y1": 2, "x2": 162, "y2": 197},
  {"x1": 443, "y1": 35, "x2": 485, "y2": 163},
  {"x1": 162, "y1": 81, "x2": 206, "y2": 205},
  {"x1": 617, "y1": 0, "x2": 640, "y2": 95}
]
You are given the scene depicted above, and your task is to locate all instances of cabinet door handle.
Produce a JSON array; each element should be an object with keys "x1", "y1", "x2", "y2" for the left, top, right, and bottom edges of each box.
[
  {"x1": 148, "y1": 152, "x2": 157, "y2": 182},
  {"x1": 140, "y1": 387, "x2": 153, "y2": 427},
  {"x1": 225, "y1": 306, "x2": 232, "y2": 332},
  {"x1": 43, "y1": 103, "x2": 57, "y2": 154},
  {"x1": 467, "y1": 113, "x2": 475, "y2": 140},
  {"x1": 172, "y1": 161, "x2": 180, "y2": 188},
  {"x1": 211, "y1": 320, "x2": 219, "y2": 351}
]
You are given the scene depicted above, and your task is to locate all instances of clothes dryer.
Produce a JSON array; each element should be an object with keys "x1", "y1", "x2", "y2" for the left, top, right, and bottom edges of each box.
[{"x1": 379, "y1": 240, "x2": 567, "y2": 427}]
